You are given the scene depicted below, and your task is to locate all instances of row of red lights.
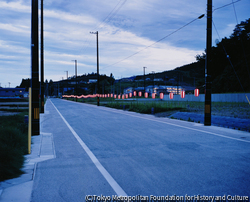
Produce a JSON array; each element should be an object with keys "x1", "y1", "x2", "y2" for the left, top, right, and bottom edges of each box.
[{"x1": 63, "y1": 89, "x2": 200, "y2": 100}]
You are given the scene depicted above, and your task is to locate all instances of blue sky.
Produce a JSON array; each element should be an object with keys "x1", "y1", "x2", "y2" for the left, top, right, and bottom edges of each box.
[{"x1": 0, "y1": 0, "x2": 249, "y2": 87}]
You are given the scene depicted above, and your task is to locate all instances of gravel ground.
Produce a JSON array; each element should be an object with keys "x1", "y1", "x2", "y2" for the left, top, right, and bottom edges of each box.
[{"x1": 155, "y1": 103, "x2": 250, "y2": 132}]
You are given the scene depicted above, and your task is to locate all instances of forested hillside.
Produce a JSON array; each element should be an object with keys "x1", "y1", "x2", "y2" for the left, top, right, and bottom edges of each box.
[{"x1": 165, "y1": 18, "x2": 250, "y2": 93}]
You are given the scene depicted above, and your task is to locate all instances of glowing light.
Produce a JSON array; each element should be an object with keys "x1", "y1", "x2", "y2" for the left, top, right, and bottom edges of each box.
[
  {"x1": 160, "y1": 93, "x2": 164, "y2": 100},
  {"x1": 181, "y1": 91, "x2": 185, "y2": 98},
  {"x1": 145, "y1": 92, "x2": 148, "y2": 98},
  {"x1": 152, "y1": 93, "x2": 156, "y2": 99},
  {"x1": 139, "y1": 92, "x2": 142, "y2": 97},
  {"x1": 169, "y1": 92, "x2": 174, "y2": 99},
  {"x1": 195, "y1": 89, "x2": 199, "y2": 97}
]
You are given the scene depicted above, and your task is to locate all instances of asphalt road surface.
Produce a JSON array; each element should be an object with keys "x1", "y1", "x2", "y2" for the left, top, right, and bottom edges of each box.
[{"x1": 31, "y1": 98, "x2": 250, "y2": 201}]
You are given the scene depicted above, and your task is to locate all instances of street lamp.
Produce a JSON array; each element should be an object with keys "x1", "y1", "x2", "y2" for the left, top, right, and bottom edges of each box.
[
  {"x1": 90, "y1": 31, "x2": 100, "y2": 106},
  {"x1": 72, "y1": 60, "x2": 77, "y2": 101}
]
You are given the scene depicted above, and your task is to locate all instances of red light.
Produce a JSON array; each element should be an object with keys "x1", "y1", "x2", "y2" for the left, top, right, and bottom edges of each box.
[
  {"x1": 122, "y1": 95, "x2": 125, "y2": 99},
  {"x1": 133, "y1": 91, "x2": 137, "y2": 96},
  {"x1": 152, "y1": 93, "x2": 156, "y2": 99},
  {"x1": 114, "y1": 94, "x2": 117, "y2": 99},
  {"x1": 145, "y1": 92, "x2": 148, "y2": 98},
  {"x1": 126, "y1": 94, "x2": 128, "y2": 99},
  {"x1": 169, "y1": 92, "x2": 174, "y2": 99},
  {"x1": 195, "y1": 89, "x2": 199, "y2": 97},
  {"x1": 139, "y1": 92, "x2": 142, "y2": 97},
  {"x1": 181, "y1": 91, "x2": 185, "y2": 98},
  {"x1": 118, "y1": 95, "x2": 120, "y2": 99},
  {"x1": 160, "y1": 93, "x2": 164, "y2": 99},
  {"x1": 129, "y1": 93, "x2": 132, "y2": 98}
]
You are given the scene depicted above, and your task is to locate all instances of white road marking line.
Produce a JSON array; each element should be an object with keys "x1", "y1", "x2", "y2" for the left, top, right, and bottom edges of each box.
[
  {"x1": 105, "y1": 108, "x2": 250, "y2": 143},
  {"x1": 50, "y1": 99, "x2": 127, "y2": 196},
  {"x1": 61, "y1": 99, "x2": 250, "y2": 144}
]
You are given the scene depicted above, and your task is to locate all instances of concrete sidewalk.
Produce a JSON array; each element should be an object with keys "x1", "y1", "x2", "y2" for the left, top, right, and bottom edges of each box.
[{"x1": 0, "y1": 112, "x2": 55, "y2": 201}]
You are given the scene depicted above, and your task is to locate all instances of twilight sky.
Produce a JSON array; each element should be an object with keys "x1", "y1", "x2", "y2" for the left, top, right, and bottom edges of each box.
[{"x1": 0, "y1": 0, "x2": 249, "y2": 87}]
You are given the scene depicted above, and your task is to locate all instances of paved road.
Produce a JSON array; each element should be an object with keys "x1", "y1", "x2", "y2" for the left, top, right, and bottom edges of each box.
[{"x1": 32, "y1": 98, "x2": 250, "y2": 201}]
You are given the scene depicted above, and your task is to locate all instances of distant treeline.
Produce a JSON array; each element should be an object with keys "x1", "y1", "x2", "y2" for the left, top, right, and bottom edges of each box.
[{"x1": 18, "y1": 19, "x2": 250, "y2": 94}]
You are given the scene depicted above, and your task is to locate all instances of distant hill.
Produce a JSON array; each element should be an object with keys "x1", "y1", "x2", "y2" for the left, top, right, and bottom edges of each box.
[
  {"x1": 18, "y1": 19, "x2": 250, "y2": 95},
  {"x1": 142, "y1": 18, "x2": 250, "y2": 94}
]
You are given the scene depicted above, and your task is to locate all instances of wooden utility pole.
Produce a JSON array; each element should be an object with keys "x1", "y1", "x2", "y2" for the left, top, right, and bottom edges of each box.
[
  {"x1": 204, "y1": 0, "x2": 212, "y2": 126},
  {"x1": 143, "y1": 67, "x2": 147, "y2": 95},
  {"x1": 31, "y1": 0, "x2": 40, "y2": 135},
  {"x1": 40, "y1": 0, "x2": 44, "y2": 113}
]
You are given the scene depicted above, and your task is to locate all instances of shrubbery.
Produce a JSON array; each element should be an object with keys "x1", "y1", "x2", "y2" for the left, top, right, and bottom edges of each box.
[
  {"x1": 0, "y1": 113, "x2": 28, "y2": 181},
  {"x1": 105, "y1": 101, "x2": 184, "y2": 114}
]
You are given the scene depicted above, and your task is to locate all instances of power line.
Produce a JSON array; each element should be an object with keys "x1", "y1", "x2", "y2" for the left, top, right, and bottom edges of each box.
[
  {"x1": 231, "y1": 0, "x2": 239, "y2": 24},
  {"x1": 79, "y1": 0, "x2": 127, "y2": 54},
  {"x1": 81, "y1": 1, "x2": 244, "y2": 69},
  {"x1": 231, "y1": 0, "x2": 250, "y2": 80},
  {"x1": 213, "y1": 0, "x2": 241, "y2": 12},
  {"x1": 99, "y1": 0, "x2": 127, "y2": 28},
  {"x1": 212, "y1": 20, "x2": 246, "y2": 94},
  {"x1": 103, "y1": 14, "x2": 205, "y2": 69}
]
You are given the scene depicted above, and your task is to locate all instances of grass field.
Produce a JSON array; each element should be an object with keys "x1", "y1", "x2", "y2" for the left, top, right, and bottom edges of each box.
[
  {"x1": 64, "y1": 97, "x2": 250, "y2": 119},
  {"x1": 0, "y1": 112, "x2": 28, "y2": 181}
]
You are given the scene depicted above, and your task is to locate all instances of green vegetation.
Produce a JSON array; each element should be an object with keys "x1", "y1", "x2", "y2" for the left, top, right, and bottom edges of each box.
[
  {"x1": 0, "y1": 108, "x2": 28, "y2": 113},
  {"x1": 64, "y1": 97, "x2": 249, "y2": 119},
  {"x1": 0, "y1": 98, "x2": 28, "y2": 103},
  {"x1": 105, "y1": 101, "x2": 185, "y2": 114},
  {"x1": 0, "y1": 112, "x2": 28, "y2": 181}
]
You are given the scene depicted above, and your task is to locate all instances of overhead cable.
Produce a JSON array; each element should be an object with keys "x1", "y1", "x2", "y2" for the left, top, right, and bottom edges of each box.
[{"x1": 103, "y1": 14, "x2": 205, "y2": 69}]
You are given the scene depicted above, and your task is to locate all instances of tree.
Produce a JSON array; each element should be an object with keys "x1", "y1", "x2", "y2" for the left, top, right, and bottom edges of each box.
[{"x1": 18, "y1": 78, "x2": 30, "y2": 91}]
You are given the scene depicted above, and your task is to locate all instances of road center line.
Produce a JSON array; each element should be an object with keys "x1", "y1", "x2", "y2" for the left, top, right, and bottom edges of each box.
[{"x1": 49, "y1": 99, "x2": 127, "y2": 196}]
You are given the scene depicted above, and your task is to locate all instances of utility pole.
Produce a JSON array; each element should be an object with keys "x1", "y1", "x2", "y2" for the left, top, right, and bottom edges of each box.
[
  {"x1": 97, "y1": 31, "x2": 100, "y2": 106},
  {"x1": 152, "y1": 71, "x2": 155, "y2": 93},
  {"x1": 143, "y1": 67, "x2": 147, "y2": 95},
  {"x1": 204, "y1": 0, "x2": 212, "y2": 126},
  {"x1": 72, "y1": 60, "x2": 77, "y2": 101},
  {"x1": 65, "y1": 71, "x2": 68, "y2": 94},
  {"x1": 31, "y1": 0, "x2": 39, "y2": 135},
  {"x1": 90, "y1": 31, "x2": 100, "y2": 106},
  {"x1": 177, "y1": 72, "x2": 179, "y2": 95},
  {"x1": 8, "y1": 82, "x2": 10, "y2": 88},
  {"x1": 40, "y1": 0, "x2": 44, "y2": 113}
]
